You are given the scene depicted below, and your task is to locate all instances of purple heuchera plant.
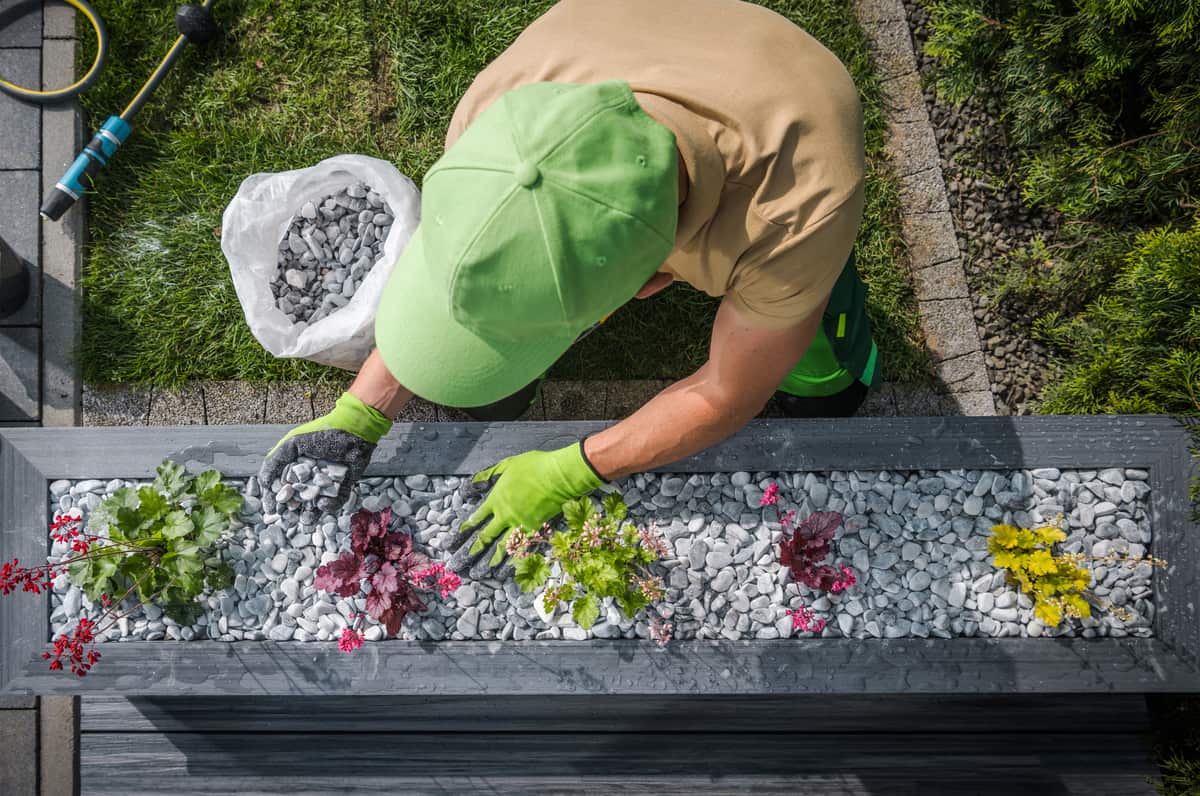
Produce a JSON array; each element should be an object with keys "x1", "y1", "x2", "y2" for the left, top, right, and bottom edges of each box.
[
  {"x1": 314, "y1": 507, "x2": 456, "y2": 638},
  {"x1": 778, "y1": 511, "x2": 846, "y2": 590}
]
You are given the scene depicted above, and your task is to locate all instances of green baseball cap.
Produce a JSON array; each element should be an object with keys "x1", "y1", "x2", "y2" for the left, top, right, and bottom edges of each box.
[{"x1": 374, "y1": 80, "x2": 678, "y2": 408}]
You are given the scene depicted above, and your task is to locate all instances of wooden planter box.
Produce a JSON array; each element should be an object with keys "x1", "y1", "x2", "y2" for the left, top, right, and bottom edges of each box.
[{"x1": 2, "y1": 416, "x2": 1198, "y2": 695}]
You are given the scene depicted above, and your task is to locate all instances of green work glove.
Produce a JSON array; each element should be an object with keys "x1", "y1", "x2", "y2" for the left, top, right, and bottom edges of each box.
[
  {"x1": 257, "y1": 392, "x2": 392, "y2": 514},
  {"x1": 451, "y1": 439, "x2": 608, "y2": 570}
]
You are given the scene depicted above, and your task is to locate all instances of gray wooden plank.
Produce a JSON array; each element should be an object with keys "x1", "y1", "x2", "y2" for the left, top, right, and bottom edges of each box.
[
  {"x1": 0, "y1": 436, "x2": 49, "y2": 697},
  {"x1": 9, "y1": 638, "x2": 1200, "y2": 695},
  {"x1": 0, "y1": 414, "x2": 1191, "y2": 479},
  {"x1": 78, "y1": 693, "x2": 1150, "y2": 733},
  {"x1": 78, "y1": 731, "x2": 1161, "y2": 795},
  {"x1": 1154, "y1": 420, "x2": 1200, "y2": 667}
]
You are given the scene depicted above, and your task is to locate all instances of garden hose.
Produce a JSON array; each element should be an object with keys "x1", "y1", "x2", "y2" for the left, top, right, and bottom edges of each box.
[
  {"x1": 0, "y1": 0, "x2": 108, "y2": 103},
  {"x1": 24, "y1": 0, "x2": 221, "y2": 221}
]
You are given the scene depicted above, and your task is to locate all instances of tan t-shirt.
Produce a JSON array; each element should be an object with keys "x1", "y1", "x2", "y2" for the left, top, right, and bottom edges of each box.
[{"x1": 445, "y1": 0, "x2": 865, "y2": 329}]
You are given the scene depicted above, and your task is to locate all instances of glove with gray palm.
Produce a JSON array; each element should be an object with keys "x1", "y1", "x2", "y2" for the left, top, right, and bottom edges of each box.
[{"x1": 257, "y1": 392, "x2": 392, "y2": 514}]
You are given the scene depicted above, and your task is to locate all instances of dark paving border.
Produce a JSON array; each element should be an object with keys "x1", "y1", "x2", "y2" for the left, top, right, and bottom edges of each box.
[{"x1": 2, "y1": 415, "x2": 1197, "y2": 695}]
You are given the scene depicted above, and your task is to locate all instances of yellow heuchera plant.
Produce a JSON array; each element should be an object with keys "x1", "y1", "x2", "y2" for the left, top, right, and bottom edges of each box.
[{"x1": 988, "y1": 521, "x2": 1092, "y2": 627}]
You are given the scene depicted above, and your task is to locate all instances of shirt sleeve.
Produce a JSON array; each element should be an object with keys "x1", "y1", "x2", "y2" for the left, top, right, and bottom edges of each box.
[{"x1": 725, "y1": 184, "x2": 865, "y2": 329}]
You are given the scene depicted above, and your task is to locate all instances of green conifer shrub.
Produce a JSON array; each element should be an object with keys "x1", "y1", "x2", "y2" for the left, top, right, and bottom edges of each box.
[{"x1": 923, "y1": 0, "x2": 1200, "y2": 220}]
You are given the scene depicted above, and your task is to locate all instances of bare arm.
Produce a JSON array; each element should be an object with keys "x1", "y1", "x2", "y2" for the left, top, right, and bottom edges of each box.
[
  {"x1": 348, "y1": 348, "x2": 413, "y2": 419},
  {"x1": 582, "y1": 292, "x2": 831, "y2": 481}
]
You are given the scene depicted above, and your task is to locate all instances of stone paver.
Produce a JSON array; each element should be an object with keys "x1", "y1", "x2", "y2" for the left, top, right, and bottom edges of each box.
[
  {"x1": 912, "y1": 260, "x2": 968, "y2": 300},
  {"x1": 395, "y1": 396, "x2": 438, "y2": 422},
  {"x1": 147, "y1": 386, "x2": 205, "y2": 425},
  {"x1": 309, "y1": 380, "x2": 351, "y2": 417},
  {"x1": 39, "y1": 696, "x2": 78, "y2": 796},
  {"x1": 860, "y1": 17, "x2": 918, "y2": 80},
  {"x1": 0, "y1": 326, "x2": 38, "y2": 422},
  {"x1": 933, "y1": 351, "x2": 990, "y2": 394},
  {"x1": 892, "y1": 382, "x2": 943, "y2": 416},
  {"x1": 896, "y1": 167, "x2": 952, "y2": 215},
  {"x1": 0, "y1": 169, "x2": 40, "y2": 326},
  {"x1": 0, "y1": 0, "x2": 41, "y2": 45},
  {"x1": 42, "y1": 1, "x2": 74, "y2": 38},
  {"x1": 542, "y1": 380, "x2": 608, "y2": 420},
  {"x1": 857, "y1": 383, "x2": 899, "y2": 416},
  {"x1": 40, "y1": 37, "x2": 83, "y2": 427},
  {"x1": 605, "y1": 379, "x2": 673, "y2": 419},
  {"x1": 0, "y1": 705, "x2": 36, "y2": 796},
  {"x1": 918, "y1": 298, "x2": 982, "y2": 363},
  {"x1": 264, "y1": 382, "x2": 313, "y2": 424},
  {"x1": 885, "y1": 120, "x2": 941, "y2": 179},
  {"x1": 940, "y1": 390, "x2": 997, "y2": 416},
  {"x1": 202, "y1": 381, "x2": 267, "y2": 424},
  {"x1": 878, "y1": 72, "x2": 927, "y2": 124},
  {"x1": 902, "y1": 210, "x2": 960, "y2": 270},
  {"x1": 0, "y1": 48, "x2": 40, "y2": 169},
  {"x1": 82, "y1": 383, "x2": 151, "y2": 426}
]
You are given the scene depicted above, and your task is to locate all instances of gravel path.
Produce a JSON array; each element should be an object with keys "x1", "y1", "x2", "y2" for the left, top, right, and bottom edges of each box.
[
  {"x1": 902, "y1": 0, "x2": 1064, "y2": 415},
  {"x1": 48, "y1": 465, "x2": 1154, "y2": 643}
]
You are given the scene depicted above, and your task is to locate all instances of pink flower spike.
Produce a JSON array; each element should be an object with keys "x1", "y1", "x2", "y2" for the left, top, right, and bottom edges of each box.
[
  {"x1": 338, "y1": 627, "x2": 364, "y2": 653},
  {"x1": 759, "y1": 482, "x2": 780, "y2": 507}
]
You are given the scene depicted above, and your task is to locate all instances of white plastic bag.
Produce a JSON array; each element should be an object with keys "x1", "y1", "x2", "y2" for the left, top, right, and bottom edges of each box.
[{"x1": 221, "y1": 154, "x2": 420, "y2": 370}]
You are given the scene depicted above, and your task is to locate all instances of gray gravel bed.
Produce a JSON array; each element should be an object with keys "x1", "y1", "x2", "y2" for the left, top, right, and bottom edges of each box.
[
  {"x1": 47, "y1": 465, "x2": 1154, "y2": 643},
  {"x1": 272, "y1": 181, "x2": 393, "y2": 327}
]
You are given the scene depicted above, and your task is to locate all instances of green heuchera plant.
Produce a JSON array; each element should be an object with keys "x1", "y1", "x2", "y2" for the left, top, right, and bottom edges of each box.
[
  {"x1": 505, "y1": 493, "x2": 669, "y2": 631},
  {"x1": 76, "y1": 460, "x2": 242, "y2": 624}
]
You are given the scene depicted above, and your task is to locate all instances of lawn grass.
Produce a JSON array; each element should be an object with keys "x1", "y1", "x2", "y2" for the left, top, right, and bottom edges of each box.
[{"x1": 79, "y1": 0, "x2": 927, "y2": 386}]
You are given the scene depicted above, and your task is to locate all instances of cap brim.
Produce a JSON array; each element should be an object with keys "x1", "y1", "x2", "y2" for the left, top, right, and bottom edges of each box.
[{"x1": 374, "y1": 225, "x2": 577, "y2": 408}]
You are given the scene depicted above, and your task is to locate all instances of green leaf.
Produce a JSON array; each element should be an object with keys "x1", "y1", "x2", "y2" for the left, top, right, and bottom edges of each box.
[
  {"x1": 193, "y1": 470, "x2": 221, "y2": 495},
  {"x1": 116, "y1": 506, "x2": 145, "y2": 540},
  {"x1": 191, "y1": 506, "x2": 227, "y2": 547},
  {"x1": 205, "y1": 561, "x2": 235, "y2": 592},
  {"x1": 67, "y1": 558, "x2": 92, "y2": 588},
  {"x1": 154, "y1": 460, "x2": 188, "y2": 499},
  {"x1": 571, "y1": 593, "x2": 600, "y2": 630},
  {"x1": 513, "y1": 554, "x2": 551, "y2": 593},
  {"x1": 161, "y1": 510, "x2": 193, "y2": 540},
  {"x1": 562, "y1": 497, "x2": 593, "y2": 531},
  {"x1": 204, "y1": 485, "x2": 243, "y2": 516},
  {"x1": 136, "y1": 486, "x2": 170, "y2": 522},
  {"x1": 602, "y1": 492, "x2": 627, "y2": 522}
]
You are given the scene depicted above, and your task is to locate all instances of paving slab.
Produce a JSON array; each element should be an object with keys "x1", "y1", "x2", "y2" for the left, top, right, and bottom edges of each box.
[
  {"x1": 42, "y1": 0, "x2": 74, "y2": 38},
  {"x1": 892, "y1": 382, "x2": 943, "y2": 416},
  {"x1": 896, "y1": 167, "x2": 952, "y2": 215},
  {"x1": 436, "y1": 388, "x2": 546, "y2": 422},
  {"x1": 0, "y1": 326, "x2": 38, "y2": 422},
  {"x1": 0, "y1": 49, "x2": 40, "y2": 169},
  {"x1": 0, "y1": 169, "x2": 40, "y2": 326},
  {"x1": 264, "y1": 382, "x2": 313, "y2": 424},
  {"x1": 81, "y1": 383, "x2": 151, "y2": 426},
  {"x1": 878, "y1": 71, "x2": 928, "y2": 124},
  {"x1": 857, "y1": 382, "x2": 898, "y2": 416},
  {"x1": 202, "y1": 381, "x2": 267, "y2": 424},
  {"x1": 860, "y1": 17, "x2": 918, "y2": 80},
  {"x1": 932, "y1": 351, "x2": 990, "y2": 394},
  {"x1": 912, "y1": 259, "x2": 968, "y2": 300},
  {"x1": 918, "y1": 298, "x2": 981, "y2": 362},
  {"x1": 310, "y1": 379, "x2": 352, "y2": 417},
  {"x1": 39, "y1": 695, "x2": 77, "y2": 796},
  {"x1": 605, "y1": 379, "x2": 673, "y2": 419},
  {"x1": 0, "y1": 0, "x2": 40, "y2": 45},
  {"x1": 40, "y1": 38, "x2": 83, "y2": 427},
  {"x1": 0, "y1": 707, "x2": 36, "y2": 796},
  {"x1": 395, "y1": 396, "x2": 438, "y2": 422},
  {"x1": 902, "y1": 210, "x2": 960, "y2": 270},
  {"x1": 939, "y1": 389, "x2": 997, "y2": 416},
  {"x1": 885, "y1": 120, "x2": 941, "y2": 179},
  {"x1": 542, "y1": 380, "x2": 608, "y2": 420},
  {"x1": 854, "y1": 0, "x2": 907, "y2": 24},
  {"x1": 147, "y1": 386, "x2": 205, "y2": 425},
  {"x1": 0, "y1": 696, "x2": 35, "y2": 709}
]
